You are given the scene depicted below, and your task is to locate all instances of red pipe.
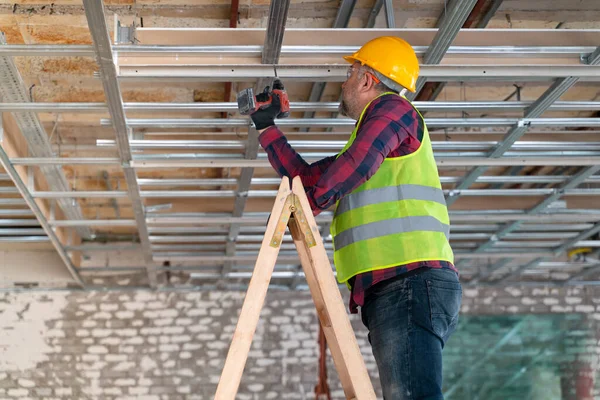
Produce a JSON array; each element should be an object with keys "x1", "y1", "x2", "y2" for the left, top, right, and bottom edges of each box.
[
  {"x1": 314, "y1": 324, "x2": 331, "y2": 400},
  {"x1": 222, "y1": 0, "x2": 240, "y2": 118}
]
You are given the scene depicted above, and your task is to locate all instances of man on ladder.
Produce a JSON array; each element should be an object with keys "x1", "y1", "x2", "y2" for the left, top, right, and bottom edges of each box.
[{"x1": 250, "y1": 36, "x2": 462, "y2": 400}]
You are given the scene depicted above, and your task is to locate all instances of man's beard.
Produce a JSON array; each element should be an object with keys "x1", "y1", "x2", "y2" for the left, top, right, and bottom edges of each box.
[
  {"x1": 338, "y1": 89, "x2": 356, "y2": 119},
  {"x1": 338, "y1": 98, "x2": 351, "y2": 117}
]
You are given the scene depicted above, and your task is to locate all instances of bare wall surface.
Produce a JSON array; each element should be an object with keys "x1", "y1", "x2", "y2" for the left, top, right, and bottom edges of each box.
[
  {"x1": 0, "y1": 290, "x2": 377, "y2": 399},
  {"x1": 0, "y1": 286, "x2": 599, "y2": 399},
  {"x1": 0, "y1": 251, "x2": 74, "y2": 287}
]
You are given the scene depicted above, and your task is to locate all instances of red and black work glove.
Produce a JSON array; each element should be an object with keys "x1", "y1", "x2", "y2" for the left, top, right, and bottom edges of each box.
[{"x1": 250, "y1": 84, "x2": 282, "y2": 130}]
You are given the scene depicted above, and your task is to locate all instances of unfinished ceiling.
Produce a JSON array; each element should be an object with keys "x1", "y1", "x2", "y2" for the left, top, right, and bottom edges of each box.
[{"x1": 0, "y1": 0, "x2": 599, "y2": 290}]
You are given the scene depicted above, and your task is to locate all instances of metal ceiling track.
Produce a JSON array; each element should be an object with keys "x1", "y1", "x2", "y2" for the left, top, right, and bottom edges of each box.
[
  {"x1": 0, "y1": 145, "x2": 84, "y2": 286},
  {"x1": 10, "y1": 156, "x2": 600, "y2": 168},
  {"x1": 222, "y1": 0, "x2": 291, "y2": 279},
  {"x1": 3, "y1": 44, "x2": 598, "y2": 58},
  {"x1": 0, "y1": 35, "x2": 92, "y2": 240},
  {"x1": 2, "y1": 28, "x2": 600, "y2": 52},
  {"x1": 448, "y1": 46, "x2": 600, "y2": 206},
  {"x1": 300, "y1": 0, "x2": 356, "y2": 132},
  {"x1": 408, "y1": 0, "x2": 479, "y2": 100},
  {"x1": 2, "y1": 100, "x2": 599, "y2": 113},
  {"x1": 116, "y1": 65, "x2": 600, "y2": 81},
  {"x1": 108, "y1": 28, "x2": 600, "y2": 83},
  {"x1": 23, "y1": 187, "x2": 600, "y2": 199},
  {"x1": 82, "y1": 0, "x2": 157, "y2": 287},
  {"x1": 101, "y1": 116, "x2": 600, "y2": 128},
  {"x1": 90, "y1": 139, "x2": 600, "y2": 152}
]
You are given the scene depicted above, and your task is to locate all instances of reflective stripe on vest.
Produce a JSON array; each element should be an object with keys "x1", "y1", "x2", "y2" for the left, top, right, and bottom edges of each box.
[
  {"x1": 334, "y1": 215, "x2": 450, "y2": 251},
  {"x1": 335, "y1": 184, "x2": 446, "y2": 217}
]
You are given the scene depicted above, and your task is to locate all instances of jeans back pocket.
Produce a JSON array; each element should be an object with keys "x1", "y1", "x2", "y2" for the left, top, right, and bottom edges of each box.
[{"x1": 426, "y1": 276, "x2": 462, "y2": 343}]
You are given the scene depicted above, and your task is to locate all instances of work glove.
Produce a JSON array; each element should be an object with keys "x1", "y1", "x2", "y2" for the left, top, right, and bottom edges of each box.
[{"x1": 250, "y1": 83, "x2": 283, "y2": 130}]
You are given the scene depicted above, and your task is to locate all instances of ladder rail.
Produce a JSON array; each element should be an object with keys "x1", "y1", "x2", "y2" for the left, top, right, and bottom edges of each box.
[{"x1": 214, "y1": 178, "x2": 292, "y2": 400}]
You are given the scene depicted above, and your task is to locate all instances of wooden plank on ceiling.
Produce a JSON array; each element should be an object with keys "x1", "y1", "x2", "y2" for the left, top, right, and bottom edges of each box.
[{"x1": 134, "y1": 28, "x2": 600, "y2": 47}]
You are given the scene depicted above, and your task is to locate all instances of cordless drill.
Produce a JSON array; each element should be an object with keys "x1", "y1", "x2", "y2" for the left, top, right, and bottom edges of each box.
[{"x1": 237, "y1": 79, "x2": 290, "y2": 118}]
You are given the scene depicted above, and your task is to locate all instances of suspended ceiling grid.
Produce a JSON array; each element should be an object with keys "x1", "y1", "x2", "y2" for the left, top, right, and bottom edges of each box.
[{"x1": 0, "y1": 0, "x2": 599, "y2": 290}]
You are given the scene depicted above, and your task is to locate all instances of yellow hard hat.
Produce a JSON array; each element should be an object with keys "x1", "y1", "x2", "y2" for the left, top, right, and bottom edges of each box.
[{"x1": 343, "y1": 36, "x2": 419, "y2": 92}]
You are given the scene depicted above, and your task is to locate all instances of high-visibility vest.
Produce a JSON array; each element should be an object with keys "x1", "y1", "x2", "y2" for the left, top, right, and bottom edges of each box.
[{"x1": 331, "y1": 93, "x2": 454, "y2": 284}]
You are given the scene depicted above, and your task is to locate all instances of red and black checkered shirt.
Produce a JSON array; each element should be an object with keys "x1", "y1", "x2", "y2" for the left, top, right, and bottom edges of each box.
[{"x1": 258, "y1": 94, "x2": 457, "y2": 313}]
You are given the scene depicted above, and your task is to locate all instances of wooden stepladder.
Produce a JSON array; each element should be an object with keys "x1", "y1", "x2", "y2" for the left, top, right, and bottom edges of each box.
[{"x1": 214, "y1": 176, "x2": 376, "y2": 400}]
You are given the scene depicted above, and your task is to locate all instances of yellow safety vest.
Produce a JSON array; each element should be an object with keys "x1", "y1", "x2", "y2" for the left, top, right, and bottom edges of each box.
[{"x1": 331, "y1": 93, "x2": 454, "y2": 284}]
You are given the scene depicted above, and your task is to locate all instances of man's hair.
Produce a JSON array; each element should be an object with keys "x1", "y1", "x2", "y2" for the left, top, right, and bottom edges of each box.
[{"x1": 358, "y1": 65, "x2": 407, "y2": 96}]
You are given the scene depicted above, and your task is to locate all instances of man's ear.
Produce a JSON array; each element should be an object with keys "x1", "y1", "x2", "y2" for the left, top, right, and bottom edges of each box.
[{"x1": 360, "y1": 72, "x2": 377, "y2": 93}]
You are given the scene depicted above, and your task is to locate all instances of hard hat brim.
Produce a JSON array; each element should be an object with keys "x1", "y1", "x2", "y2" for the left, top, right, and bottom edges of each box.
[{"x1": 343, "y1": 55, "x2": 358, "y2": 64}]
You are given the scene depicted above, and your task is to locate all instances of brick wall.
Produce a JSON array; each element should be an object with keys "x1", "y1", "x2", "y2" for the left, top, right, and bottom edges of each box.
[{"x1": 0, "y1": 285, "x2": 598, "y2": 400}]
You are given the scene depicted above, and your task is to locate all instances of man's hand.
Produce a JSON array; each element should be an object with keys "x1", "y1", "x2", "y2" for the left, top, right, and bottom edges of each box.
[{"x1": 250, "y1": 85, "x2": 282, "y2": 131}]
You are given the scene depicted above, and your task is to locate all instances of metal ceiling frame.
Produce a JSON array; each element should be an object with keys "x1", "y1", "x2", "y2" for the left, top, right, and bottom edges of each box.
[
  {"x1": 22, "y1": 187, "x2": 600, "y2": 199},
  {"x1": 82, "y1": 0, "x2": 156, "y2": 287},
  {"x1": 0, "y1": 144, "x2": 84, "y2": 286},
  {"x1": 450, "y1": 46, "x2": 600, "y2": 278},
  {"x1": 383, "y1": 0, "x2": 395, "y2": 28},
  {"x1": 3, "y1": 43, "x2": 599, "y2": 57},
  {"x1": 0, "y1": 34, "x2": 92, "y2": 240},
  {"x1": 222, "y1": 0, "x2": 291, "y2": 280},
  {"x1": 116, "y1": 65, "x2": 600, "y2": 81},
  {"x1": 470, "y1": 166, "x2": 600, "y2": 281},
  {"x1": 407, "y1": 0, "x2": 479, "y2": 99},
  {"x1": 415, "y1": 0, "x2": 504, "y2": 103},
  {"x1": 448, "y1": 47, "x2": 600, "y2": 205},
  {"x1": 300, "y1": 0, "x2": 356, "y2": 130},
  {"x1": 103, "y1": 116, "x2": 600, "y2": 128},
  {"x1": 9, "y1": 155, "x2": 600, "y2": 168},
  {"x1": 477, "y1": 0, "x2": 504, "y2": 29},
  {"x1": 0, "y1": 100, "x2": 599, "y2": 113},
  {"x1": 0, "y1": 2, "x2": 598, "y2": 289}
]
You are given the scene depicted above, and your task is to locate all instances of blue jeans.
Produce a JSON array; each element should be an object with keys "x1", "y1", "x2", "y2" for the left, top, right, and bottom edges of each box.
[{"x1": 360, "y1": 268, "x2": 462, "y2": 400}]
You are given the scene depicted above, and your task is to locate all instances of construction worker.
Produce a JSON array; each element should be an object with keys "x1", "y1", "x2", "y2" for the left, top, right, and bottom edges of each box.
[{"x1": 250, "y1": 36, "x2": 462, "y2": 400}]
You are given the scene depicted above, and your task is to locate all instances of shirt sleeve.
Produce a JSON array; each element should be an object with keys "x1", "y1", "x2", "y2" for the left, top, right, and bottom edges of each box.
[
  {"x1": 258, "y1": 126, "x2": 336, "y2": 188},
  {"x1": 304, "y1": 114, "x2": 410, "y2": 215}
]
